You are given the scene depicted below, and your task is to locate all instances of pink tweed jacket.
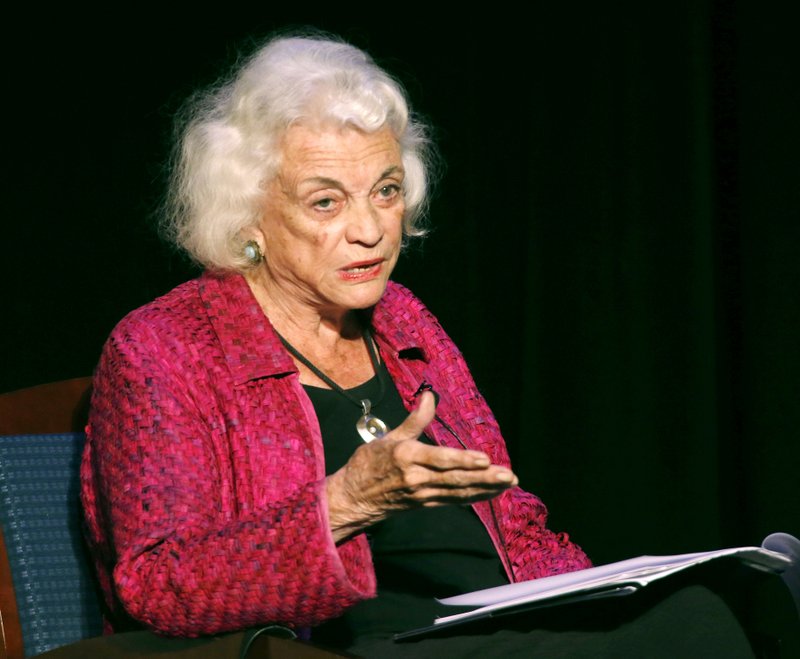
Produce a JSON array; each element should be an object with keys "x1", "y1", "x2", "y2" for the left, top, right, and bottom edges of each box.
[{"x1": 80, "y1": 271, "x2": 590, "y2": 637}]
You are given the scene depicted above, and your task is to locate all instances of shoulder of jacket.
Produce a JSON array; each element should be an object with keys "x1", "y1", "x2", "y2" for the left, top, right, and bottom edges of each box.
[
  {"x1": 377, "y1": 281, "x2": 458, "y2": 355},
  {"x1": 109, "y1": 278, "x2": 203, "y2": 344},
  {"x1": 381, "y1": 280, "x2": 432, "y2": 317}
]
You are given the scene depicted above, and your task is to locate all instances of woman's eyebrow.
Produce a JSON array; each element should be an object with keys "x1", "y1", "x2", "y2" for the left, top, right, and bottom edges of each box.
[
  {"x1": 378, "y1": 165, "x2": 404, "y2": 180},
  {"x1": 300, "y1": 176, "x2": 342, "y2": 189},
  {"x1": 300, "y1": 166, "x2": 404, "y2": 190}
]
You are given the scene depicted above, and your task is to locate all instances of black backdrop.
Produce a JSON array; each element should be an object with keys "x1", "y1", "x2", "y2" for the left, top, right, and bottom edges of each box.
[{"x1": 4, "y1": 1, "x2": 798, "y2": 632}]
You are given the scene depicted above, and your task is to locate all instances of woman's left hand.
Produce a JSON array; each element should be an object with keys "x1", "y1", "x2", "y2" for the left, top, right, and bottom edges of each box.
[{"x1": 325, "y1": 391, "x2": 518, "y2": 542}]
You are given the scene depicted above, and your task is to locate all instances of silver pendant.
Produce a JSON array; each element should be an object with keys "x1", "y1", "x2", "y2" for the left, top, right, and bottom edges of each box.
[{"x1": 356, "y1": 399, "x2": 389, "y2": 442}]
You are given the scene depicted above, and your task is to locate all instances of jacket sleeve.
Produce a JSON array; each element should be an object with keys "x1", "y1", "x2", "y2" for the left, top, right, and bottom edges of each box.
[
  {"x1": 80, "y1": 318, "x2": 376, "y2": 637},
  {"x1": 492, "y1": 486, "x2": 592, "y2": 581}
]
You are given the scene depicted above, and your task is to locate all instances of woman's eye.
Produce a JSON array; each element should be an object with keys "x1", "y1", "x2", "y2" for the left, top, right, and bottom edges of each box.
[
  {"x1": 376, "y1": 184, "x2": 400, "y2": 200},
  {"x1": 313, "y1": 197, "x2": 335, "y2": 210}
]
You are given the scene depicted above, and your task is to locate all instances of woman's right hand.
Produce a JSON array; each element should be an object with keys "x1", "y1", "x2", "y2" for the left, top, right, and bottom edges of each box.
[{"x1": 325, "y1": 391, "x2": 518, "y2": 542}]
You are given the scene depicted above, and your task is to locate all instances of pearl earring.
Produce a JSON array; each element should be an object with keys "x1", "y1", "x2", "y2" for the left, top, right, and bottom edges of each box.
[{"x1": 243, "y1": 240, "x2": 264, "y2": 265}]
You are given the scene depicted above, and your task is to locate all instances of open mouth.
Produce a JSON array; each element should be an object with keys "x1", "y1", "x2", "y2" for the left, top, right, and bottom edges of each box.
[
  {"x1": 340, "y1": 259, "x2": 383, "y2": 279},
  {"x1": 342, "y1": 259, "x2": 382, "y2": 272},
  {"x1": 344, "y1": 263, "x2": 378, "y2": 273}
]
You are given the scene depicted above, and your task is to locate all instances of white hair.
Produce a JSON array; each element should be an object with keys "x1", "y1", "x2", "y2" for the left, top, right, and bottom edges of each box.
[{"x1": 163, "y1": 31, "x2": 436, "y2": 271}]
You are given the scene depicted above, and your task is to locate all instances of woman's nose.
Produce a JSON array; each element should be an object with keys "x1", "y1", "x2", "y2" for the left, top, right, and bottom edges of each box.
[{"x1": 345, "y1": 200, "x2": 384, "y2": 245}]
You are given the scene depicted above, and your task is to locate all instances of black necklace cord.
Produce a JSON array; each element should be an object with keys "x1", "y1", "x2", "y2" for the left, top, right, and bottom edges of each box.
[
  {"x1": 276, "y1": 326, "x2": 385, "y2": 413},
  {"x1": 362, "y1": 329, "x2": 386, "y2": 402},
  {"x1": 412, "y1": 380, "x2": 517, "y2": 583}
]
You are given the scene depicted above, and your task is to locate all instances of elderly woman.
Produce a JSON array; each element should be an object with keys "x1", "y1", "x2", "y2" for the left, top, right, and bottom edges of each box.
[{"x1": 81, "y1": 32, "x2": 758, "y2": 658}]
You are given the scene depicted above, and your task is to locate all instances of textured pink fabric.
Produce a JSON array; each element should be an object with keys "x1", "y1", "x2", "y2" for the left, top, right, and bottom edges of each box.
[{"x1": 81, "y1": 271, "x2": 591, "y2": 638}]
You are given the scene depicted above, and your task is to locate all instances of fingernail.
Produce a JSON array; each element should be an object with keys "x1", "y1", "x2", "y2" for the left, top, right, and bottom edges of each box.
[{"x1": 496, "y1": 470, "x2": 516, "y2": 482}]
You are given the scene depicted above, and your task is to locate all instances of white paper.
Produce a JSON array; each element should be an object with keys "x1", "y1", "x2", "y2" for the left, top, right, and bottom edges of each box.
[{"x1": 433, "y1": 534, "x2": 797, "y2": 627}]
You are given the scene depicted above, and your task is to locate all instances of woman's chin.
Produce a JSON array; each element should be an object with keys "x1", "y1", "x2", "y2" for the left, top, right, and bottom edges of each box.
[{"x1": 337, "y1": 281, "x2": 390, "y2": 311}]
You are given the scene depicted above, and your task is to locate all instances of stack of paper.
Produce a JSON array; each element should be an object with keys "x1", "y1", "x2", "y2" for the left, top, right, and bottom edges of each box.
[{"x1": 394, "y1": 532, "x2": 798, "y2": 641}]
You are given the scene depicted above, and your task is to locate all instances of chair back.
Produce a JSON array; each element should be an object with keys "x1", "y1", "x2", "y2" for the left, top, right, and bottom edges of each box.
[{"x1": 0, "y1": 377, "x2": 103, "y2": 658}]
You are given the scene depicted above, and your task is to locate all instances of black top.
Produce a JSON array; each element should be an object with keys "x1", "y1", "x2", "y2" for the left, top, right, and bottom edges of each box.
[{"x1": 305, "y1": 360, "x2": 507, "y2": 644}]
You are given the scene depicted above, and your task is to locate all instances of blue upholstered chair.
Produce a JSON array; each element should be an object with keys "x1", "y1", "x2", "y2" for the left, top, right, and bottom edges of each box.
[{"x1": 0, "y1": 377, "x2": 104, "y2": 658}]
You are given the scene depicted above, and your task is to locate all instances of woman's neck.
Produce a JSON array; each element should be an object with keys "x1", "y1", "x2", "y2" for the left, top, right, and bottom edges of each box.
[
  {"x1": 244, "y1": 270, "x2": 359, "y2": 344},
  {"x1": 244, "y1": 271, "x2": 373, "y2": 387}
]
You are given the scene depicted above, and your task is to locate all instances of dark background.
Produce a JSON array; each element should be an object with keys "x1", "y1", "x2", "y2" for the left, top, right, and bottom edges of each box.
[{"x1": 3, "y1": 0, "x2": 798, "y2": 638}]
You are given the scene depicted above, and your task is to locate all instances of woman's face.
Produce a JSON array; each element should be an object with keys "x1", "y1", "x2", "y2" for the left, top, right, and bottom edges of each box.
[{"x1": 255, "y1": 124, "x2": 405, "y2": 318}]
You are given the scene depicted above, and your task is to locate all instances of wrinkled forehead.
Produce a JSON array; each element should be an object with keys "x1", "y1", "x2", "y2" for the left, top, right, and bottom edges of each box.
[{"x1": 267, "y1": 123, "x2": 403, "y2": 187}]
